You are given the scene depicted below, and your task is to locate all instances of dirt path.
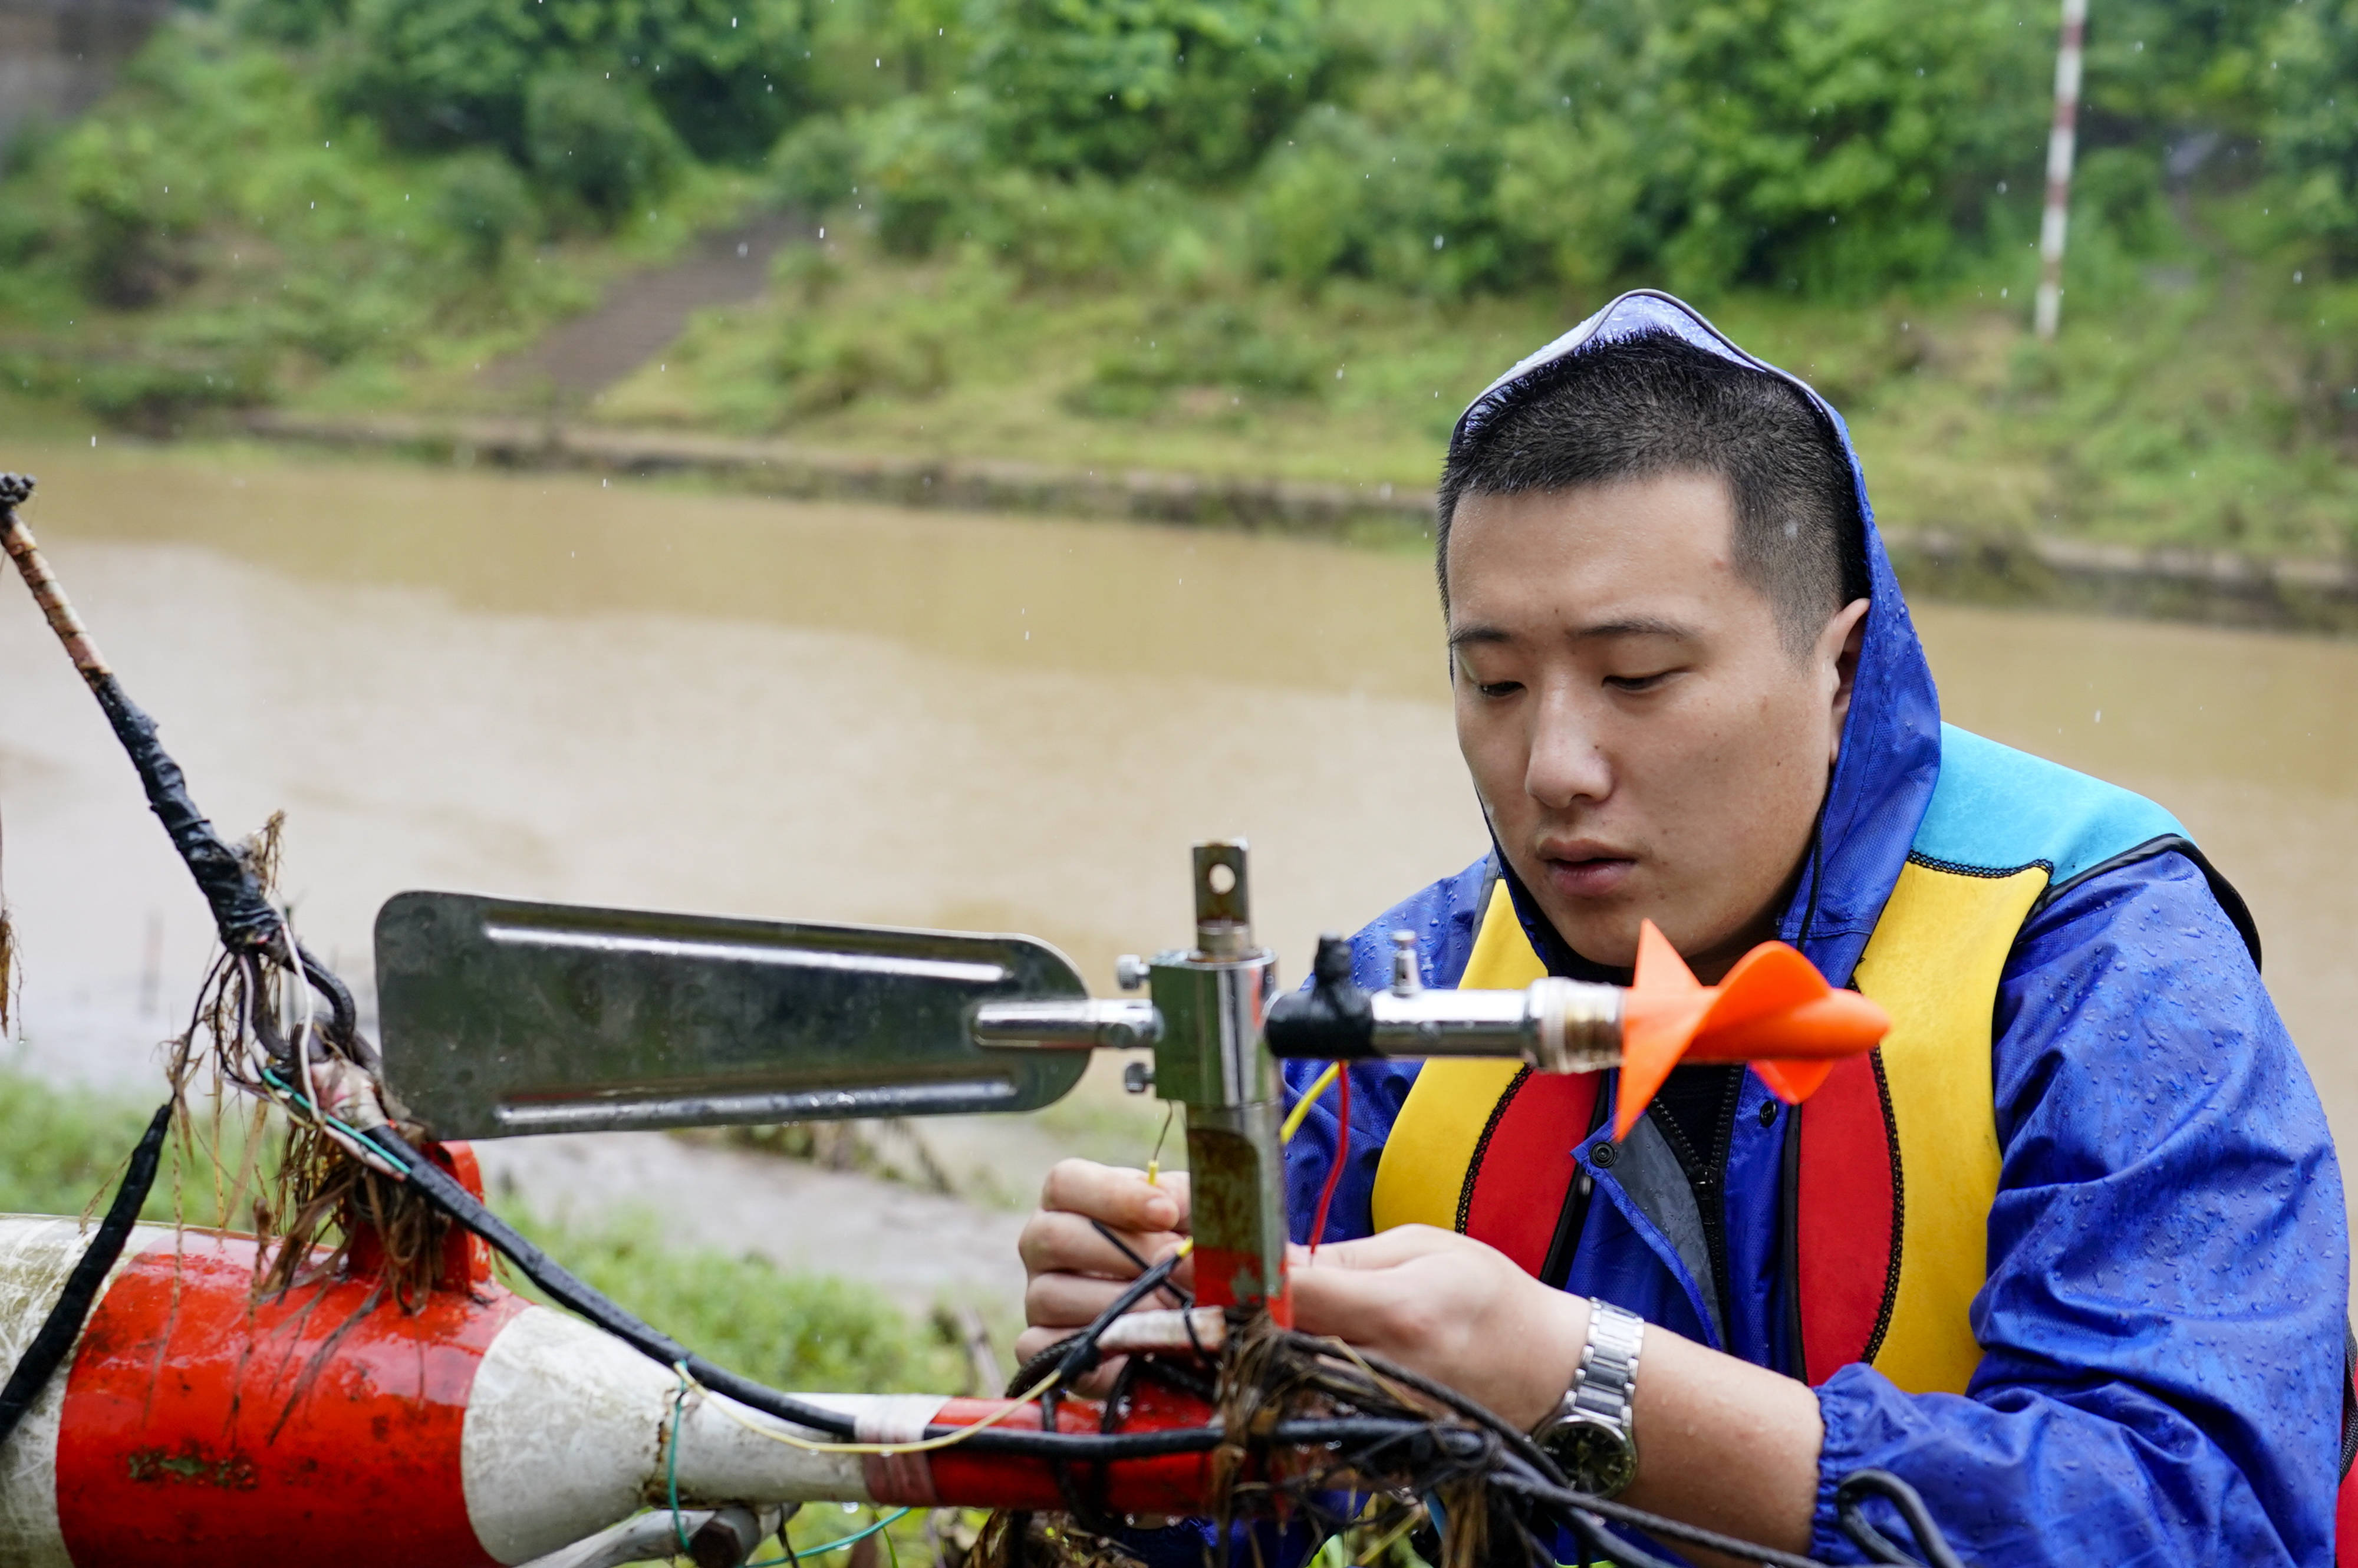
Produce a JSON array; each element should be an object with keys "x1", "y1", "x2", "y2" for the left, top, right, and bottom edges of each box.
[{"x1": 480, "y1": 212, "x2": 806, "y2": 399}]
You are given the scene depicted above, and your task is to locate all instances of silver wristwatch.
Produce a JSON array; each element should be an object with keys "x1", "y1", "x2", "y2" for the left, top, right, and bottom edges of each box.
[{"x1": 1530, "y1": 1299, "x2": 1644, "y2": 1498}]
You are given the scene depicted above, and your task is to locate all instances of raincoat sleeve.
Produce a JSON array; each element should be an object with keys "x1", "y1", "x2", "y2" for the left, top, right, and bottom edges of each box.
[{"x1": 1810, "y1": 850, "x2": 2346, "y2": 1567}]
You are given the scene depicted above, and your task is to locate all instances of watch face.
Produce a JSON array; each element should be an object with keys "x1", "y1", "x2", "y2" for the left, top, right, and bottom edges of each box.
[{"x1": 1542, "y1": 1415, "x2": 1638, "y2": 1499}]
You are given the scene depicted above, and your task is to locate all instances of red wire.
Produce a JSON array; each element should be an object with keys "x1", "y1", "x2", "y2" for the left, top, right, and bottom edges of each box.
[{"x1": 1307, "y1": 1065, "x2": 1351, "y2": 1259}]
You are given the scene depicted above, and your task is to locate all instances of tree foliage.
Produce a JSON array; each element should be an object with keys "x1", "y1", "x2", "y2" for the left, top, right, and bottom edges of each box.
[
  {"x1": 77, "y1": 0, "x2": 2358, "y2": 308},
  {"x1": 968, "y1": 0, "x2": 1328, "y2": 180},
  {"x1": 317, "y1": 0, "x2": 812, "y2": 164}
]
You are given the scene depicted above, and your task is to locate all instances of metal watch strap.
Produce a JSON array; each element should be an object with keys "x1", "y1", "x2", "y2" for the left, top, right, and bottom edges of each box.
[{"x1": 1567, "y1": 1298, "x2": 1644, "y2": 1431}]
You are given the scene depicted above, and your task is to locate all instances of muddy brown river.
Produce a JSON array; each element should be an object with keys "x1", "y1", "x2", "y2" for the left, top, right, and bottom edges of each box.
[{"x1": 2, "y1": 442, "x2": 2354, "y2": 1228}]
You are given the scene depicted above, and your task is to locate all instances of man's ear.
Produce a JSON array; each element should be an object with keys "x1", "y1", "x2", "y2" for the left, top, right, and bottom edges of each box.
[{"x1": 1823, "y1": 598, "x2": 1872, "y2": 765}]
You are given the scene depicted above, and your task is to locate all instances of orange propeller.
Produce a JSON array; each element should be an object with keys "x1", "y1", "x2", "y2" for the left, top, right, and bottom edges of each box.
[{"x1": 1613, "y1": 921, "x2": 1891, "y2": 1140}]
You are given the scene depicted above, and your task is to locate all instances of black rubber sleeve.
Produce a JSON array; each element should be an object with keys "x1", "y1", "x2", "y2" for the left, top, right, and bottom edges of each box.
[
  {"x1": 85, "y1": 679, "x2": 282, "y2": 957},
  {"x1": 0, "y1": 1099, "x2": 174, "y2": 1444}
]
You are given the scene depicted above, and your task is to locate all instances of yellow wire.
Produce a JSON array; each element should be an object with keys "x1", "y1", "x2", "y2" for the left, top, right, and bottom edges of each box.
[
  {"x1": 1145, "y1": 1102, "x2": 1176, "y2": 1187},
  {"x1": 1280, "y1": 1063, "x2": 1341, "y2": 1145}
]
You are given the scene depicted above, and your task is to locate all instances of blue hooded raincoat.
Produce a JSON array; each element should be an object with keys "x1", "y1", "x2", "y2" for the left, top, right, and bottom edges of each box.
[{"x1": 1279, "y1": 292, "x2": 2349, "y2": 1565}]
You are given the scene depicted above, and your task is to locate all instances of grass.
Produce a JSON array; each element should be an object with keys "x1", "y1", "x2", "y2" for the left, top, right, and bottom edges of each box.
[{"x1": 556, "y1": 212, "x2": 2358, "y2": 561}]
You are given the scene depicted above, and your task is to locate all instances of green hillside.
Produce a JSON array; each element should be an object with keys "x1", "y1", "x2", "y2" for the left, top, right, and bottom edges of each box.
[{"x1": 0, "y1": 0, "x2": 2349, "y2": 552}]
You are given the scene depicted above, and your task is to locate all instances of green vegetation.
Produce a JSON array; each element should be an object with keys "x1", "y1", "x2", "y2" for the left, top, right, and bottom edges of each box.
[{"x1": 0, "y1": 0, "x2": 2349, "y2": 553}]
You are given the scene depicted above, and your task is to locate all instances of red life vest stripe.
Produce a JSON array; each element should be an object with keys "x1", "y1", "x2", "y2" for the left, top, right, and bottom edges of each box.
[
  {"x1": 1462, "y1": 1068, "x2": 1599, "y2": 1277},
  {"x1": 1794, "y1": 1053, "x2": 1901, "y2": 1381}
]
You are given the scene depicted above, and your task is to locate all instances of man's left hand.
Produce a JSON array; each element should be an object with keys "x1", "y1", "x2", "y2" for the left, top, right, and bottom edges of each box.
[{"x1": 1286, "y1": 1224, "x2": 1586, "y2": 1431}]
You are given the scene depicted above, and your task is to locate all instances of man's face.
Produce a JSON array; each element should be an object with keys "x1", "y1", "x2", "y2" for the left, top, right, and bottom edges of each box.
[{"x1": 1446, "y1": 473, "x2": 1866, "y2": 980}]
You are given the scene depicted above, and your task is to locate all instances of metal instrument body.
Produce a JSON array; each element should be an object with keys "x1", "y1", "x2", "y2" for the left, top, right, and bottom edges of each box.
[
  {"x1": 378, "y1": 845, "x2": 1886, "y2": 1313},
  {"x1": 974, "y1": 844, "x2": 1289, "y2": 1313}
]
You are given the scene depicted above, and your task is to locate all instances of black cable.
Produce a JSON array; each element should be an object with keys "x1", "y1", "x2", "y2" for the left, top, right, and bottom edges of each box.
[
  {"x1": 1278, "y1": 1329, "x2": 1568, "y2": 1490},
  {"x1": 1488, "y1": 1470, "x2": 1831, "y2": 1568},
  {"x1": 0, "y1": 1100, "x2": 173, "y2": 1445},
  {"x1": 1832, "y1": 1470, "x2": 1967, "y2": 1568},
  {"x1": 1088, "y1": 1218, "x2": 1194, "y2": 1308},
  {"x1": 1052, "y1": 1252, "x2": 1187, "y2": 1388}
]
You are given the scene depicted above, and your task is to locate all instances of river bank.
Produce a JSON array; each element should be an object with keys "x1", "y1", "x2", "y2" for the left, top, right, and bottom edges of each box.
[{"x1": 245, "y1": 407, "x2": 2358, "y2": 635}]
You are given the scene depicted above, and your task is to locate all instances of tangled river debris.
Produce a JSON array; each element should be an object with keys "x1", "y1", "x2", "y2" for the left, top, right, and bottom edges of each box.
[{"x1": 0, "y1": 473, "x2": 1964, "y2": 1568}]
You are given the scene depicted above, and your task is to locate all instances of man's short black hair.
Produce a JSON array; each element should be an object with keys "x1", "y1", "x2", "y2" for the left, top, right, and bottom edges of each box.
[{"x1": 1437, "y1": 330, "x2": 1869, "y2": 656}]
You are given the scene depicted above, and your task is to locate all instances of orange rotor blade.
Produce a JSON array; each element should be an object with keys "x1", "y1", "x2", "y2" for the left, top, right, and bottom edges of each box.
[
  {"x1": 1746, "y1": 1058, "x2": 1837, "y2": 1104},
  {"x1": 1631, "y1": 918, "x2": 1703, "y2": 998},
  {"x1": 1685, "y1": 987, "x2": 1892, "y2": 1063},
  {"x1": 1695, "y1": 942, "x2": 1825, "y2": 1031},
  {"x1": 1614, "y1": 921, "x2": 1705, "y2": 1139}
]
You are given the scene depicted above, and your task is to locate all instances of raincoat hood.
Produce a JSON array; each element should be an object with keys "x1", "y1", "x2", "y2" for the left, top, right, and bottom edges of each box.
[{"x1": 1453, "y1": 289, "x2": 1941, "y2": 990}]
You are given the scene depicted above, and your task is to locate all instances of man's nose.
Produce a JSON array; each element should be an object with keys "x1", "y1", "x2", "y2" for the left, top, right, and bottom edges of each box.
[{"x1": 1524, "y1": 687, "x2": 1612, "y2": 808}]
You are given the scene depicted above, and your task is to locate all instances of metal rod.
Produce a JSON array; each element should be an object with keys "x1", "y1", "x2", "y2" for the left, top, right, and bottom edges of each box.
[
  {"x1": 1365, "y1": 979, "x2": 1623, "y2": 1073},
  {"x1": 2035, "y1": 0, "x2": 2088, "y2": 342},
  {"x1": 971, "y1": 997, "x2": 1162, "y2": 1050}
]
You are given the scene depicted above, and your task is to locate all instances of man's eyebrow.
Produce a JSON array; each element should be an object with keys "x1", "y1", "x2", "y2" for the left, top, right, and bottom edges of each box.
[
  {"x1": 1569, "y1": 615, "x2": 1699, "y2": 642},
  {"x1": 1445, "y1": 616, "x2": 1699, "y2": 647}
]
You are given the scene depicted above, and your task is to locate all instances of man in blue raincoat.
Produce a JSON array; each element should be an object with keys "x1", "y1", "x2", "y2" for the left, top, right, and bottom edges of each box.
[{"x1": 1017, "y1": 292, "x2": 2349, "y2": 1564}]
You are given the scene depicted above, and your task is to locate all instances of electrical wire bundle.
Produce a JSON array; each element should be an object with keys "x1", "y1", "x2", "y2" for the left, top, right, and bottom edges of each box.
[{"x1": 0, "y1": 475, "x2": 1965, "y2": 1568}]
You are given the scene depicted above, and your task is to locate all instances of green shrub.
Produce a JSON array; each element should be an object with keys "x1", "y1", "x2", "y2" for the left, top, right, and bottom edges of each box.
[
  {"x1": 969, "y1": 0, "x2": 1328, "y2": 182},
  {"x1": 771, "y1": 314, "x2": 951, "y2": 414},
  {"x1": 2071, "y1": 147, "x2": 2171, "y2": 258},
  {"x1": 57, "y1": 118, "x2": 197, "y2": 307},
  {"x1": 964, "y1": 168, "x2": 1180, "y2": 282},
  {"x1": 327, "y1": 0, "x2": 812, "y2": 166},
  {"x1": 1066, "y1": 298, "x2": 1324, "y2": 416},
  {"x1": 525, "y1": 71, "x2": 683, "y2": 228},
  {"x1": 2268, "y1": 0, "x2": 2358, "y2": 269},
  {"x1": 436, "y1": 149, "x2": 536, "y2": 268},
  {"x1": 772, "y1": 114, "x2": 862, "y2": 212},
  {"x1": 854, "y1": 95, "x2": 985, "y2": 255}
]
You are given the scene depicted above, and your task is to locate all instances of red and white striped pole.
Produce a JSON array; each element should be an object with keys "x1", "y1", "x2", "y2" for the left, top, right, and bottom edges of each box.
[{"x1": 2035, "y1": 0, "x2": 2089, "y2": 342}]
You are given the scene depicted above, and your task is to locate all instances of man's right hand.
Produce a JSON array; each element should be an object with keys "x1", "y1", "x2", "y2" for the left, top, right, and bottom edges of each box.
[{"x1": 1015, "y1": 1159, "x2": 1194, "y2": 1371}]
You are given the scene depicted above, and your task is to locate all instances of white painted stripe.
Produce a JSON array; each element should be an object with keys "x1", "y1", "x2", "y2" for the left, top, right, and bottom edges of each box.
[
  {"x1": 0, "y1": 1215, "x2": 175, "y2": 1568},
  {"x1": 463, "y1": 1305, "x2": 683, "y2": 1564},
  {"x1": 463, "y1": 1307, "x2": 882, "y2": 1565}
]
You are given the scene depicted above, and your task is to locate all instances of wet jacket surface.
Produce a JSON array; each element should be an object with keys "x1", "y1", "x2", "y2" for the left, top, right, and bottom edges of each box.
[{"x1": 1279, "y1": 294, "x2": 2347, "y2": 1564}]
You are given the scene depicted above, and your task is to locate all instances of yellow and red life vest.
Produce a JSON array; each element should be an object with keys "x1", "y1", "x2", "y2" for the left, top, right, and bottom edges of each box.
[{"x1": 1366, "y1": 725, "x2": 2234, "y2": 1392}]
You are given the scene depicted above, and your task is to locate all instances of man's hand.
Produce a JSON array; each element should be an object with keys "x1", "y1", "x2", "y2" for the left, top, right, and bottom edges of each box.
[
  {"x1": 1015, "y1": 1159, "x2": 1194, "y2": 1370},
  {"x1": 1294, "y1": 1223, "x2": 1822, "y2": 1559},
  {"x1": 1289, "y1": 1224, "x2": 1586, "y2": 1430}
]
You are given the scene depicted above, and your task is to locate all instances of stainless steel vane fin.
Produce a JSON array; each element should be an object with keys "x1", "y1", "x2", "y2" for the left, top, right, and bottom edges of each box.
[{"x1": 375, "y1": 891, "x2": 1091, "y2": 1139}]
